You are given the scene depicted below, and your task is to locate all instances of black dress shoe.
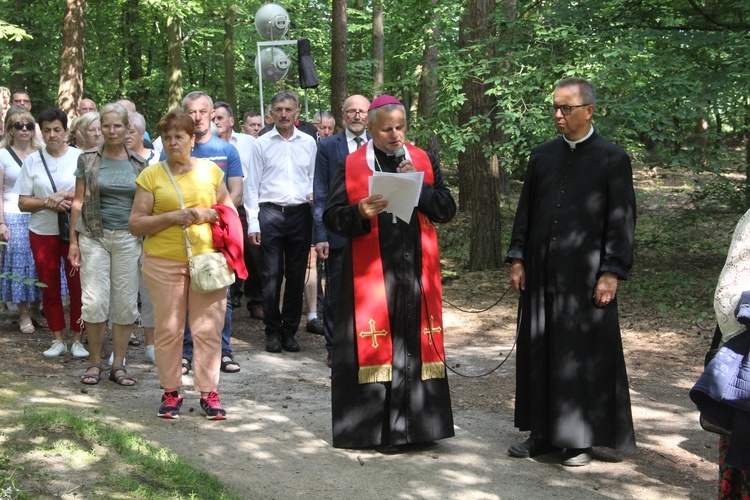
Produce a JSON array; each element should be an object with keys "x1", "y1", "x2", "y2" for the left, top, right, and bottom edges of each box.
[
  {"x1": 561, "y1": 447, "x2": 592, "y2": 467},
  {"x1": 266, "y1": 336, "x2": 282, "y2": 353},
  {"x1": 282, "y1": 336, "x2": 300, "y2": 352},
  {"x1": 508, "y1": 437, "x2": 559, "y2": 458},
  {"x1": 247, "y1": 303, "x2": 264, "y2": 320}
]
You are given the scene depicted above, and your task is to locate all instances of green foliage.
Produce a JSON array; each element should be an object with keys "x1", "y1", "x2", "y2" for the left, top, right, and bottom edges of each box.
[
  {"x1": 0, "y1": 20, "x2": 30, "y2": 42},
  {"x1": 0, "y1": 243, "x2": 45, "y2": 288},
  {"x1": 0, "y1": 0, "x2": 747, "y2": 198},
  {"x1": 0, "y1": 454, "x2": 27, "y2": 500},
  {"x1": 412, "y1": 0, "x2": 750, "y2": 184}
]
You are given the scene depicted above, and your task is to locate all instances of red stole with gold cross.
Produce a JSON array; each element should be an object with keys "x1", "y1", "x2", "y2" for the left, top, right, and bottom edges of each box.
[{"x1": 345, "y1": 142, "x2": 446, "y2": 384}]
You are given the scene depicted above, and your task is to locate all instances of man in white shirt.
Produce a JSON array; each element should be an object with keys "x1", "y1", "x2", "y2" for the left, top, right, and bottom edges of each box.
[
  {"x1": 244, "y1": 91, "x2": 317, "y2": 353},
  {"x1": 241, "y1": 111, "x2": 264, "y2": 138},
  {"x1": 213, "y1": 101, "x2": 255, "y2": 178},
  {"x1": 212, "y1": 101, "x2": 259, "y2": 313}
]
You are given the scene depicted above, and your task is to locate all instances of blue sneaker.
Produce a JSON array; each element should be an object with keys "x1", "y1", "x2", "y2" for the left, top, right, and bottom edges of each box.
[
  {"x1": 157, "y1": 391, "x2": 183, "y2": 419},
  {"x1": 199, "y1": 391, "x2": 227, "y2": 420}
]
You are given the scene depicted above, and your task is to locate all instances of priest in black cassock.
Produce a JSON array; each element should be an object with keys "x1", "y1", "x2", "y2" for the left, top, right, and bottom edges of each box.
[
  {"x1": 506, "y1": 78, "x2": 636, "y2": 467},
  {"x1": 323, "y1": 95, "x2": 456, "y2": 449}
]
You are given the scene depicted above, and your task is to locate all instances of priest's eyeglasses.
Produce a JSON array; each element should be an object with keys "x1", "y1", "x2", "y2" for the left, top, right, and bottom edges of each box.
[
  {"x1": 549, "y1": 104, "x2": 591, "y2": 115},
  {"x1": 345, "y1": 109, "x2": 367, "y2": 117}
]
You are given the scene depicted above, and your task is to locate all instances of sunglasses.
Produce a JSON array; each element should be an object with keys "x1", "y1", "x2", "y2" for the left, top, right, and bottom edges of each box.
[{"x1": 12, "y1": 122, "x2": 34, "y2": 131}]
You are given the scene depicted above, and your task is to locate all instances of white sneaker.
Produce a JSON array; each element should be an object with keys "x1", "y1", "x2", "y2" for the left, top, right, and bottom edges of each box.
[
  {"x1": 70, "y1": 340, "x2": 89, "y2": 359},
  {"x1": 43, "y1": 340, "x2": 68, "y2": 357},
  {"x1": 144, "y1": 345, "x2": 155, "y2": 364}
]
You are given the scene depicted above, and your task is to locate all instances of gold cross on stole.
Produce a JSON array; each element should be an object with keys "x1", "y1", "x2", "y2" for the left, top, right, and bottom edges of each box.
[
  {"x1": 359, "y1": 318, "x2": 388, "y2": 348},
  {"x1": 423, "y1": 315, "x2": 442, "y2": 346}
]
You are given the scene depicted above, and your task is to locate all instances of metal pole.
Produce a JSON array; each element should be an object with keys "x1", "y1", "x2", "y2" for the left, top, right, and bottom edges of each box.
[{"x1": 257, "y1": 42, "x2": 264, "y2": 120}]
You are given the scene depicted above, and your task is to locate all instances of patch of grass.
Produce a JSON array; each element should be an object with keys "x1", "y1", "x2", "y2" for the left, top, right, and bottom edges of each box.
[{"x1": 0, "y1": 406, "x2": 240, "y2": 499}]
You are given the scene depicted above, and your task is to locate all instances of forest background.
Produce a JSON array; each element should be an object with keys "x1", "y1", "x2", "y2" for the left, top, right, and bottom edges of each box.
[
  {"x1": 0, "y1": 0, "x2": 749, "y2": 271},
  {"x1": 0, "y1": 2, "x2": 749, "y2": 496}
]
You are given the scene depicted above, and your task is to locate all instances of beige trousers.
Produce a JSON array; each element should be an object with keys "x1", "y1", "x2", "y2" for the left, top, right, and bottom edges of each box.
[{"x1": 142, "y1": 254, "x2": 226, "y2": 393}]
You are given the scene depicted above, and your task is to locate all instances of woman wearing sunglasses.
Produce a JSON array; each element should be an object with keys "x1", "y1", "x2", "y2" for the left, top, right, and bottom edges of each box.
[
  {"x1": 0, "y1": 105, "x2": 46, "y2": 333},
  {"x1": 13, "y1": 107, "x2": 87, "y2": 359}
]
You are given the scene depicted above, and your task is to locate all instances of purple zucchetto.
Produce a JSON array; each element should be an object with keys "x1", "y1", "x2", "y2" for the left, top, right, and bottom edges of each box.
[{"x1": 368, "y1": 95, "x2": 403, "y2": 111}]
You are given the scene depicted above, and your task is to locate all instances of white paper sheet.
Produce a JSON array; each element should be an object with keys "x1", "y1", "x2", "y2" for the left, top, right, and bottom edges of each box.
[{"x1": 368, "y1": 171, "x2": 424, "y2": 223}]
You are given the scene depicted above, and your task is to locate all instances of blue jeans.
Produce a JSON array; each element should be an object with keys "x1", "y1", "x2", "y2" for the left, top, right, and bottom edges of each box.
[{"x1": 183, "y1": 287, "x2": 232, "y2": 360}]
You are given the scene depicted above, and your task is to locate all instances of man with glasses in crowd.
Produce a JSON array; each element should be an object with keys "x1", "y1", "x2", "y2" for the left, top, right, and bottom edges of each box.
[
  {"x1": 313, "y1": 94, "x2": 370, "y2": 368},
  {"x1": 506, "y1": 78, "x2": 636, "y2": 467}
]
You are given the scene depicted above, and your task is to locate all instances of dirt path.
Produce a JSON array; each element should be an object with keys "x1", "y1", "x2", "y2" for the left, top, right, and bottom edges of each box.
[{"x1": 0, "y1": 286, "x2": 718, "y2": 499}]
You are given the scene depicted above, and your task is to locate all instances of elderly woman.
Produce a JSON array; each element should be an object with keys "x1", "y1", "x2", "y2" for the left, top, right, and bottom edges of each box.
[
  {"x1": 125, "y1": 112, "x2": 157, "y2": 166},
  {"x1": 125, "y1": 111, "x2": 159, "y2": 362},
  {"x1": 13, "y1": 107, "x2": 86, "y2": 358},
  {"x1": 0, "y1": 105, "x2": 45, "y2": 332},
  {"x1": 130, "y1": 109, "x2": 235, "y2": 420},
  {"x1": 68, "y1": 111, "x2": 102, "y2": 150},
  {"x1": 69, "y1": 103, "x2": 146, "y2": 385},
  {"x1": 710, "y1": 209, "x2": 750, "y2": 499}
]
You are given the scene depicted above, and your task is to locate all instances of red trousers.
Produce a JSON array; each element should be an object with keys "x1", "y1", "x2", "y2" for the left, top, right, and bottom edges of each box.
[{"x1": 29, "y1": 231, "x2": 82, "y2": 333}]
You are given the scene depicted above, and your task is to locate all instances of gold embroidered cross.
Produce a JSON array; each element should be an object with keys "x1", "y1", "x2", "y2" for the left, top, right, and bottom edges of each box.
[
  {"x1": 359, "y1": 319, "x2": 388, "y2": 348},
  {"x1": 423, "y1": 315, "x2": 442, "y2": 346},
  {"x1": 424, "y1": 315, "x2": 443, "y2": 345}
]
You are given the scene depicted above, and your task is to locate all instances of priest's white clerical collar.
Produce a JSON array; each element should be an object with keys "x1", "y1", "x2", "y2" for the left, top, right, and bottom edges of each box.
[
  {"x1": 366, "y1": 142, "x2": 411, "y2": 171},
  {"x1": 563, "y1": 126, "x2": 594, "y2": 150}
]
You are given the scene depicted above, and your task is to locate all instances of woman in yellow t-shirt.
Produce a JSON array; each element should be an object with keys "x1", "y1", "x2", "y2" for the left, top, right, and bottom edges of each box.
[{"x1": 129, "y1": 109, "x2": 235, "y2": 421}]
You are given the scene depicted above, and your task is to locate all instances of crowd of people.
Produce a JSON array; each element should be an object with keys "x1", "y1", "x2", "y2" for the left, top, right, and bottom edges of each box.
[
  {"x1": 0, "y1": 87, "x2": 411, "y2": 423},
  {"x1": 1, "y1": 79, "x2": 744, "y2": 496}
]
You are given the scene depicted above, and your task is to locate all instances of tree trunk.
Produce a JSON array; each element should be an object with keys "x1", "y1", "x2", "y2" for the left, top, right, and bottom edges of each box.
[
  {"x1": 331, "y1": 0, "x2": 347, "y2": 127},
  {"x1": 167, "y1": 13, "x2": 183, "y2": 111},
  {"x1": 58, "y1": 0, "x2": 86, "y2": 121},
  {"x1": 124, "y1": 0, "x2": 144, "y2": 103},
  {"x1": 223, "y1": 4, "x2": 236, "y2": 115},
  {"x1": 417, "y1": 0, "x2": 440, "y2": 159},
  {"x1": 458, "y1": 0, "x2": 504, "y2": 270},
  {"x1": 10, "y1": 0, "x2": 25, "y2": 90},
  {"x1": 372, "y1": 0, "x2": 384, "y2": 96}
]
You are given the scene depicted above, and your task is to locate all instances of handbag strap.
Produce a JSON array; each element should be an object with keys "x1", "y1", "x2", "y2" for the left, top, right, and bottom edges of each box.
[
  {"x1": 39, "y1": 150, "x2": 58, "y2": 192},
  {"x1": 160, "y1": 162, "x2": 194, "y2": 259},
  {"x1": 5, "y1": 147, "x2": 23, "y2": 167}
]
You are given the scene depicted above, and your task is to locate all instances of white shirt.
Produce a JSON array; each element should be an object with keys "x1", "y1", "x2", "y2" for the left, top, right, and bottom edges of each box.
[
  {"x1": 227, "y1": 131, "x2": 256, "y2": 179},
  {"x1": 152, "y1": 136, "x2": 163, "y2": 155},
  {"x1": 244, "y1": 126, "x2": 316, "y2": 234},
  {"x1": 13, "y1": 147, "x2": 81, "y2": 235},
  {"x1": 0, "y1": 148, "x2": 29, "y2": 213},
  {"x1": 345, "y1": 129, "x2": 368, "y2": 154}
]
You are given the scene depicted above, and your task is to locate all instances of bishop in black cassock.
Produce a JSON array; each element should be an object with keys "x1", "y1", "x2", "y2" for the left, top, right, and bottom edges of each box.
[{"x1": 323, "y1": 95, "x2": 456, "y2": 449}]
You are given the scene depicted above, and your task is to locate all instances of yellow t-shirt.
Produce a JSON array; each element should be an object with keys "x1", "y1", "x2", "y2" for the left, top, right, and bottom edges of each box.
[{"x1": 136, "y1": 159, "x2": 225, "y2": 262}]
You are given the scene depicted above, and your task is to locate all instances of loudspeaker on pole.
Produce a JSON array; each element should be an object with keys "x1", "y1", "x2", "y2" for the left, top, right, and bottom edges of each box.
[{"x1": 297, "y1": 38, "x2": 319, "y2": 89}]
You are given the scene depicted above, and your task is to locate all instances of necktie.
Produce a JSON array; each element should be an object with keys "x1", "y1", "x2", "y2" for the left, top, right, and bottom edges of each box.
[{"x1": 354, "y1": 137, "x2": 364, "y2": 148}]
